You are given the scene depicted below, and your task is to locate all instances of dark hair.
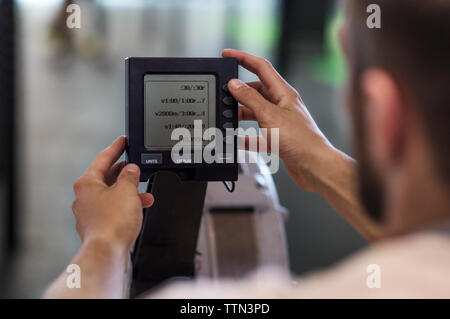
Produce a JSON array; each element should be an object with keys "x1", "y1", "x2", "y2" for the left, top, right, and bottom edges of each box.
[{"x1": 347, "y1": 0, "x2": 450, "y2": 183}]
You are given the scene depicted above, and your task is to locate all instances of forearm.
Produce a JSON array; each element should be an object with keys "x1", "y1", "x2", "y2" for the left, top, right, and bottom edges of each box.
[
  {"x1": 43, "y1": 238, "x2": 129, "y2": 299},
  {"x1": 293, "y1": 144, "x2": 384, "y2": 242}
]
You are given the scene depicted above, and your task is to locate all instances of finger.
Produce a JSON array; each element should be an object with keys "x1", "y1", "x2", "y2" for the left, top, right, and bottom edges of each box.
[
  {"x1": 105, "y1": 160, "x2": 127, "y2": 186},
  {"x1": 246, "y1": 81, "x2": 276, "y2": 102},
  {"x1": 87, "y1": 136, "x2": 126, "y2": 180},
  {"x1": 116, "y1": 163, "x2": 140, "y2": 191},
  {"x1": 139, "y1": 193, "x2": 154, "y2": 208},
  {"x1": 228, "y1": 79, "x2": 272, "y2": 117},
  {"x1": 246, "y1": 81, "x2": 263, "y2": 91},
  {"x1": 222, "y1": 49, "x2": 290, "y2": 101},
  {"x1": 237, "y1": 136, "x2": 271, "y2": 153},
  {"x1": 238, "y1": 106, "x2": 257, "y2": 121}
]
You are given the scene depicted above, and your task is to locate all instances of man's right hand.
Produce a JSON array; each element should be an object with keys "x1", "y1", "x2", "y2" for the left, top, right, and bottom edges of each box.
[
  {"x1": 223, "y1": 49, "x2": 383, "y2": 241},
  {"x1": 223, "y1": 49, "x2": 334, "y2": 192}
]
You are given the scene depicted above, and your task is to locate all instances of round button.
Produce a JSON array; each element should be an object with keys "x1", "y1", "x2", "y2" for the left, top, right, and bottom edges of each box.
[
  {"x1": 222, "y1": 96, "x2": 234, "y2": 106},
  {"x1": 222, "y1": 109, "x2": 233, "y2": 119},
  {"x1": 223, "y1": 122, "x2": 233, "y2": 129}
]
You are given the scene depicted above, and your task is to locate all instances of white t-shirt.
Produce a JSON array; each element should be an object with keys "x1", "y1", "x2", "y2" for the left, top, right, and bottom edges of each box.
[{"x1": 148, "y1": 231, "x2": 450, "y2": 299}]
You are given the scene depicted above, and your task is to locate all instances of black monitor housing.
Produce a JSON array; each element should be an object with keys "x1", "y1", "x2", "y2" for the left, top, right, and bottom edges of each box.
[{"x1": 125, "y1": 57, "x2": 238, "y2": 182}]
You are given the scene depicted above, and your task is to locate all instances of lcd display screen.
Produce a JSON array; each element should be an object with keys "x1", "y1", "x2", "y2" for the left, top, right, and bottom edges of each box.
[{"x1": 144, "y1": 74, "x2": 216, "y2": 151}]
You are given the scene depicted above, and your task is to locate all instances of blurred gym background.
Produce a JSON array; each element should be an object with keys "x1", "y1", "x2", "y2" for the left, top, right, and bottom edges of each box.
[{"x1": 0, "y1": 0, "x2": 366, "y2": 298}]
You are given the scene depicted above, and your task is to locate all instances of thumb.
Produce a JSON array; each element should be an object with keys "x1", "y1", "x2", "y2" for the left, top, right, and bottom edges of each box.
[
  {"x1": 117, "y1": 164, "x2": 140, "y2": 190},
  {"x1": 228, "y1": 79, "x2": 271, "y2": 116}
]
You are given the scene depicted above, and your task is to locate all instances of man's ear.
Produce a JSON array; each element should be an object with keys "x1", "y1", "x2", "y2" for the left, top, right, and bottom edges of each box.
[{"x1": 361, "y1": 69, "x2": 406, "y2": 170}]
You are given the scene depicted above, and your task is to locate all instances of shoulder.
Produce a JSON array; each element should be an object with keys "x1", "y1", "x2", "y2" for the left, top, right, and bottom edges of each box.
[{"x1": 296, "y1": 232, "x2": 450, "y2": 298}]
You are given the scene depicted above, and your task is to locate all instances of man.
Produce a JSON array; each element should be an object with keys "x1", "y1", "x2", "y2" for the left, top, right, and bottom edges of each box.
[{"x1": 45, "y1": 0, "x2": 450, "y2": 298}]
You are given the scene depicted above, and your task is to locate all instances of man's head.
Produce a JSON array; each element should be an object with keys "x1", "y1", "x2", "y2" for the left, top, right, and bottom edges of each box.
[{"x1": 342, "y1": 0, "x2": 450, "y2": 233}]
